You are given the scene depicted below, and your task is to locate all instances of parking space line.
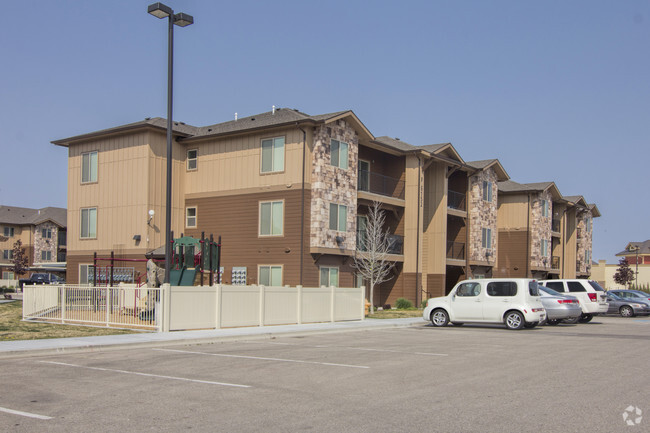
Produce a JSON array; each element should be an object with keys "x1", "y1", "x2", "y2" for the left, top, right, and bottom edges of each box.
[
  {"x1": 0, "y1": 406, "x2": 52, "y2": 420},
  {"x1": 245, "y1": 340, "x2": 448, "y2": 356},
  {"x1": 37, "y1": 361, "x2": 251, "y2": 388},
  {"x1": 154, "y1": 348, "x2": 370, "y2": 369}
]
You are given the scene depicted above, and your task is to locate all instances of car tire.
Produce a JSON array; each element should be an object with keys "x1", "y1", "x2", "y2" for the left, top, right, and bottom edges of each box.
[
  {"x1": 524, "y1": 322, "x2": 537, "y2": 329},
  {"x1": 451, "y1": 322, "x2": 464, "y2": 326},
  {"x1": 561, "y1": 316, "x2": 580, "y2": 324},
  {"x1": 578, "y1": 314, "x2": 593, "y2": 323},
  {"x1": 504, "y1": 311, "x2": 524, "y2": 330},
  {"x1": 620, "y1": 306, "x2": 635, "y2": 318},
  {"x1": 545, "y1": 319, "x2": 560, "y2": 326},
  {"x1": 430, "y1": 309, "x2": 449, "y2": 327}
]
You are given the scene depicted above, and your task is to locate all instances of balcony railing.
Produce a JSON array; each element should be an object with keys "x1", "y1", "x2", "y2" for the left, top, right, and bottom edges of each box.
[
  {"x1": 551, "y1": 219, "x2": 561, "y2": 233},
  {"x1": 446, "y1": 241, "x2": 465, "y2": 260},
  {"x1": 576, "y1": 262, "x2": 582, "y2": 272},
  {"x1": 356, "y1": 231, "x2": 404, "y2": 255},
  {"x1": 551, "y1": 256, "x2": 560, "y2": 270},
  {"x1": 358, "y1": 170, "x2": 405, "y2": 200},
  {"x1": 447, "y1": 190, "x2": 466, "y2": 211}
]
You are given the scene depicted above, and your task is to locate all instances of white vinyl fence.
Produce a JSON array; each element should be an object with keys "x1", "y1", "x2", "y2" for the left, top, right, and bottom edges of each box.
[{"x1": 23, "y1": 284, "x2": 365, "y2": 332}]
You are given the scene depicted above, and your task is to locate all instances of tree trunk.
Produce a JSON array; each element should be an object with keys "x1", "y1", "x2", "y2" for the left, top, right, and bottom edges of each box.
[{"x1": 369, "y1": 283, "x2": 375, "y2": 315}]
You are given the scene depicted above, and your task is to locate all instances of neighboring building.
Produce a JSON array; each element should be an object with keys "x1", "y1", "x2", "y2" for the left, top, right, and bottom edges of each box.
[
  {"x1": 591, "y1": 259, "x2": 649, "y2": 290},
  {"x1": 615, "y1": 240, "x2": 650, "y2": 265},
  {"x1": 0, "y1": 205, "x2": 67, "y2": 280},
  {"x1": 53, "y1": 108, "x2": 599, "y2": 306}
]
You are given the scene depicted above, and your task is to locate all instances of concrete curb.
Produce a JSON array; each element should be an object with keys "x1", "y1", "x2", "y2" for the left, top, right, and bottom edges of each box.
[{"x1": 0, "y1": 318, "x2": 425, "y2": 359}]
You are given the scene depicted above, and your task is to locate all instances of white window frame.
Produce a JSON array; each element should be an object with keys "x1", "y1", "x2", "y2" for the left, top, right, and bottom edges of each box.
[
  {"x1": 258, "y1": 265, "x2": 283, "y2": 286},
  {"x1": 482, "y1": 228, "x2": 492, "y2": 249},
  {"x1": 260, "y1": 136, "x2": 285, "y2": 174},
  {"x1": 42, "y1": 228, "x2": 52, "y2": 239},
  {"x1": 259, "y1": 200, "x2": 284, "y2": 237},
  {"x1": 187, "y1": 149, "x2": 198, "y2": 171},
  {"x1": 186, "y1": 207, "x2": 197, "y2": 228},
  {"x1": 3, "y1": 250, "x2": 13, "y2": 260},
  {"x1": 541, "y1": 199, "x2": 549, "y2": 218},
  {"x1": 81, "y1": 150, "x2": 98, "y2": 184},
  {"x1": 541, "y1": 239, "x2": 549, "y2": 258},
  {"x1": 482, "y1": 181, "x2": 493, "y2": 202},
  {"x1": 79, "y1": 264, "x2": 93, "y2": 284},
  {"x1": 2, "y1": 271, "x2": 14, "y2": 280},
  {"x1": 41, "y1": 250, "x2": 52, "y2": 261},
  {"x1": 80, "y1": 207, "x2": 97, "y2": 239},
  {"x1": 320, "y1": 266, "x2": 339, "y2": 287},
  {"x1": 330, "y1": 139, "x2": 349, "y2": 169},
  {"x1": 329, "y1": 203, "x2": 348, "y2": 231},
  {"x1": 3, "y1": 227, "x2": 14, "y2": 237}
]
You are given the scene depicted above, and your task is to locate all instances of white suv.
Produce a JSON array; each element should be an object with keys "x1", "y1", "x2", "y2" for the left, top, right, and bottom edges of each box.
[
  {"x1": 423, "y1": 278, "x2": 546, "y2": 330},
  {"x1": 538, "y1": 279, "x2": 608, "y2": 323}
]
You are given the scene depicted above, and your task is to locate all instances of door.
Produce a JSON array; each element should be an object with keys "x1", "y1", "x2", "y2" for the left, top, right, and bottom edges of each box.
[
  {"x1": 450, "y1": 282, "x2": 483, "y2": 320},
  {"x1": 482, "y1": 281, "x2": 518, "y2": 321},
  {"x1": 356, "y1": 215, "x2": 368, "y2": 251},
  {"x1": 358, "y1": 160, "x2": 370, "y2": 192}
]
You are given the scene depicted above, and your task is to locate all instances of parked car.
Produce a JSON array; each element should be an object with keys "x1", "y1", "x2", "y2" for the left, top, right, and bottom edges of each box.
[
  {"x1": 423, "y1": 278, "x2": 546, "y2": 330},
  {"x1": 622, "y1": 290, "x2": 650, "y2": 302},
  {"x1": 18, "y1": 273, "x2": 65, "y2": 289},
  {"x1": 537, "y1": 286, "x2": 582, "y2": 325},
  {"x1": 605, "y1": 292, "x2": 650, "y2": 317},
  {"x1": 538, "y1": 279, "x2": 608, "y2": 323}
]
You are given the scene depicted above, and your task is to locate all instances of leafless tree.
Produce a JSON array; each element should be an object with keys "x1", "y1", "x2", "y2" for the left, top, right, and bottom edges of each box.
[{"x1": 353, "y1": 201, "x2": 396, "y2": 315}]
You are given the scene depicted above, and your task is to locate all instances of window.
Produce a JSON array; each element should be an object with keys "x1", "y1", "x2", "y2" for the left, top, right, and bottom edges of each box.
[
  {"x1": 585, "y1": 250, "x2": 591, "y2": 264},
  {"x1": 487, "y1": 281, "x2": 517, "y2": 297},
  {"x1": 2, "y1": 250, "x2": 13, "y2": 260},
  {"x1": 482, "y1": 228, "x2": 492, "y2": 249},
  {"x1": 456, "y1": 282, "x2": 481, "y2": 297},
  {"x1": 81, "y1": 151, "x2": 98, "y2": 183},
  {"x1": 186, "y1": 207, "x2": 197, "y2": 228},
  {"x1": 529, "y1": 281, "x2": 540, "y2": 296},
  {"x1": 80, "y1": 207, "x2": 97, "y2": 239},
  {"x1": 261, "y1": 137, "x2": 285, "y2": 173},
  {"x1": 330, "y1": 139, "x2": 349, "y2": 169},
  {"x1": 567, "y1": 281, "x2": 587, "y2": 292},
  {"x1": 588, "y1": 281, "x2": 605, "y2": 292},
  {"x1": 2, "y1": 271, "x2": 14, "y2": 280},
  {"x1": 320, "y1": 267, "x2": 339, "y2": 287},
  {"x1": 79, "y1": 264, "x2": 92, "y2": 284},
  {"x1": 3, "y1": 227, "x2": 14, "y2": 237},
  {"x1": 482, "y1": 181, "x2": 493, "y2": 202},
  {"x1": 187, "y1": 149, "x2": 198, "y2": 170},
  {"x1": 586, "y1": 218, "x2": 591, "y2": 232},
  {"x1": 42, "y1": 228, "x2": 52, "y2": 239},
  {"x1": 329, "y1": 203, "x2": 347, "y2": 231},
  {"x1": 541, "y1": 199, "x2": 549, "y2": 217},
  {"x1": 545, "y1": 281, "x2": 564, "y2": 292},
  {"x1": 358, "y1": 160, "x2": 370, "y2": 191},
  {"x1": 258, "y1": 265, "x2": 282, "y2": 286},
  {"x1": 356, "y1": 215, "x2": 368, "y2": 250},
  {"x1": 41, "y1": 251, "x2": 52, "y2": 261},
  {"x1": 541, "y1": 239, "x2": 549, "y2": 257},
  {"x1": 259, "y1": 201, "x2": 283, "y2": 236}
]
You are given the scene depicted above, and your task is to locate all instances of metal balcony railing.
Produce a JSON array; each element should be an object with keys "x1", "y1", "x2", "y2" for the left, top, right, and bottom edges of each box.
[
  {"x1": 356, "y1": 230, "x2": 404, "y2": 255},
  {"x1": 447, "y1": 190, "x2": 466, "y2": 211},
  {"x1": 551, "y1": 256, "x2": 560, "y2": 270},
  {"x1": 446, "y1": 241, "x2": 465, "y2": 260},
  {"x1": 551, "y1": 219, "x2": 561, "y2": 232},
  {"x1": 358, "y1": 170, "x2": 405, "y2": 200}
]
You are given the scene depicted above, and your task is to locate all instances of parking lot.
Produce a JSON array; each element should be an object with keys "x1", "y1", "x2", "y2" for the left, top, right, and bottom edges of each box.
[{"x1": 1, "y1": 316, "x2": 649, "y2": 433}]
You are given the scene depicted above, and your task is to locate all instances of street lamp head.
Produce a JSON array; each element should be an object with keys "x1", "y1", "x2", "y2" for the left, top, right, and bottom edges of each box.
[
  {"x1": 148, "y1": 2, "x2": 173, "y2": 19},
  {"x1": 173, "y1": 12, "x2": 194, "y2": 27}
]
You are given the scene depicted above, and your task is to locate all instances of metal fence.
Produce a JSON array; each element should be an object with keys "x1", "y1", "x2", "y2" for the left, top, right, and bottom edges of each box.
[
  {"x1": 447, "y1": 190, "x2": 466, "y2": 211},
  {"x1": 23, "y1": 284, "x2": 162, "y2": 330}
]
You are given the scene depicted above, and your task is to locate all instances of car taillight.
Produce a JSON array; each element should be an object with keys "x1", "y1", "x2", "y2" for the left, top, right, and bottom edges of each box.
[
  {"x1": 588, "y1": 293, "x2": 597, "y2": 302},
  {"x1": 532, "y1": 308, "x2": 544, "y2": 312},
  {"x1": 557, "y1": 299, "x2": 575, "y2": 304}
]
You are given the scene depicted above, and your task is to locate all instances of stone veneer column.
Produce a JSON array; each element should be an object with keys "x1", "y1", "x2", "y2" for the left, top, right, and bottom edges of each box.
[
  {"x1": 468, "y1": 169, "x2": 498, "y2": 264},
  {"x1": 530, "y1": 191, "x2": 552, "y2": 268},
  {"x1": 34, "y1": 222, "x2": 59, "y2": 263}
]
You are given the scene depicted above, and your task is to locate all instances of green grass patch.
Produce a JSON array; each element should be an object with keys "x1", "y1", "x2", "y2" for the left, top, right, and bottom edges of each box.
[{"x1": 366, "y1": 308, "x2": 423, "y2": 319}]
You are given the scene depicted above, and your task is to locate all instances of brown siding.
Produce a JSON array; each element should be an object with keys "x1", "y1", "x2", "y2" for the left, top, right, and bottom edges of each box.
[
  {"x1": 67, "y1": 253, "x2": 148, "y2": 284},
  {"x1": 496, "y1": 230, "x2": 529, "y2": 278},
  {"x1": 426, "y1": 273, "x2": 446, "y2": 298},
  {"x1": 447, "y1": 217, "x2": 466, "y2": 244}
]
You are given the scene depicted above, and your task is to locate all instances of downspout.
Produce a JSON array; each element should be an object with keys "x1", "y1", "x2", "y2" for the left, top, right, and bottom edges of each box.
[
  {"x1": 526, "y1": 193, "x2": 531, "y2": 277},
  {"x1": 465, "y1": 174, "x2": 470, "y2": 279},
  {"x1": 415, "y1": 156, "x2": 422, "y2": 305},
  {"x1": 296, "y1": 123, "x2": 307, "y2": 286}
]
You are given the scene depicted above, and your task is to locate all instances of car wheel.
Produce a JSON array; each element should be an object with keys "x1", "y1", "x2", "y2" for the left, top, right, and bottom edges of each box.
[
  {"x1": 620, "y1": 306, "x2": 635, "y2": 318},
  {"x1": 578, "y1": 314, "x2": 593, "y2": 323},
  {"x1": 524, "y1": 322, "x2": 537, "y2": 329},
  {"x1": 451, "y1": 322, "x2": 464, "y2": 326},
  {"x1": 430, "y1": 309, "x2": 449, "y2": 327},
  {"x1": 545, "y1": 319, "x2": 560, "y2": 326},
  {"x1": 504, "y1": 311, "x2": 524, "y2": 330},
  {"x1": 561, "y1": 316, "x2": 580, "y2": 324}
]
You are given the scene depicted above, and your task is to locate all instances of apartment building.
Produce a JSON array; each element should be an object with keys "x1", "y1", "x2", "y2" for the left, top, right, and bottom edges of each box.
[
  {"x1": 53, "y1": 107, "x2": 599, "y2": 306},
  {"x1": 0, "y1": 206, "x2": 67, "y2": 280},
  {"x1": 616, "y1": 240, "x2": 650, "y2": 265}
]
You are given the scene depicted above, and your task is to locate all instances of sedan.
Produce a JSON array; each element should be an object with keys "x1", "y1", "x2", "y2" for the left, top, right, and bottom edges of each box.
[
  {"x1": 605, "y1": 292, "x2": 650, "y2": 317},
  {"x1": 538, "y1": 286, "x2": 582, "y2": 325}
]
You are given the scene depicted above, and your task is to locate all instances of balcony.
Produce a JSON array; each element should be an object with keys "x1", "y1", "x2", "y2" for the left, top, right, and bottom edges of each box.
[
  {"x1": 576, "y1": 261, "x2": 582, "y2": 272},
  {"x1": 551, "y1": 256, "x2": 560, "y2": 270},
  {"x1": 356, "y1": 230, "x2": 403, "y2": 255},
  {"x1": 446, "y1": 241, "x2": 465, "y2": 260},
  {"x1": 447, "y1": 190, "x2": 466, "y2": 211},
  {"x1": 551, "y1": 219, "x2": 561, "y2": 233},
  {"x1": 358, "y1": 170, "x2": 405, "y2": 200}
]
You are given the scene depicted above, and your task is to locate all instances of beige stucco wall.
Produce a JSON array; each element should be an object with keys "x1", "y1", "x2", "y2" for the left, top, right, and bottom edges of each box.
[{"x1": 591, "y1": 260, "x2": 650, "y2": 290}]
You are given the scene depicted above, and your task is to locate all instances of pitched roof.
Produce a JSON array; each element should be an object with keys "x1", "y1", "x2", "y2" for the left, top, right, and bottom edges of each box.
[
  {"x1": 616, "y1": 240, "x2": 650, "y2": 256},
  {"x1": 373, "y1": 136, "x2": 417, "y2": 152},
  {"x1": 466, "y1": 159, "x2": 510, "y2": 181},
  {"x1": 0, "y1": 206, "x2": 67, "y2": 227},
  {"x1": 498, "y1": 180, "x2": 557, "y2": 194}
]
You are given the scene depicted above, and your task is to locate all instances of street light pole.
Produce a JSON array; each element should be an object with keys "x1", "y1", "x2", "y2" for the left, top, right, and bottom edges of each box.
[{"x1": 147, "y1": 3, "x2": 193, "y2": 284}]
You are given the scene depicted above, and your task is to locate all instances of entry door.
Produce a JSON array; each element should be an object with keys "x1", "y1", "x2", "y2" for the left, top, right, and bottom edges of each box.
[
  {"x1": 357, "y1": 215, "x2": 368, "y2": 251},
  {"x1": 358, "y1": 160, "x2": 369, "y2": 191},
  {"x1": 451, "y1": 282, "x2": 483, "y2": 320}
]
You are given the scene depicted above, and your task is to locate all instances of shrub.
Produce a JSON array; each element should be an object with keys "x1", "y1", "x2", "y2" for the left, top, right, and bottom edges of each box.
[
  {"x1": 421, "y1": 300, "x2": 427, "y2": 309},
  {"x1": 382, "y1": 304, "x2": 391, "y2": 310},
  {"x1": 395, "y1": 298, "x2": 412, "y2": 309}
]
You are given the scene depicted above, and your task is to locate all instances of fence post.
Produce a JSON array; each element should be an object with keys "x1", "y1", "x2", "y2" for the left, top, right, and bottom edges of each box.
[
  {"x1": 160, "y1": 283, "x2": 171, "y2": 332},
  {"x1": 296, "y1": 285, "x2": 302, "y2": 324},
  {"x1": 360, "y1": 285, "x2": 365, "y2": 320},
  {"x1": 215, "y1": 284, "x2": 221, "y2": 329},
  {"x1": 259, "y1": 285, "x2": 265, "y2": 327},
  {"x1": 330, "y1": 285, "x2": 335, "y2": 322},
  {"x1": 105, "y1": 286, "x2": 111, "y2": 327},
  {"x1": 60, "y1": 285, "x2": 66, "y2": 323}
]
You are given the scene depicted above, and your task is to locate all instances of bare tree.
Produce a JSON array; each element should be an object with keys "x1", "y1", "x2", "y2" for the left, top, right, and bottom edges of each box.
[
  {"x1": 353, "y1": 201, "x2": 396, "y2": 315},
  {"x1": 11, "y1": 239, "x2": 29, "y2": 277}
]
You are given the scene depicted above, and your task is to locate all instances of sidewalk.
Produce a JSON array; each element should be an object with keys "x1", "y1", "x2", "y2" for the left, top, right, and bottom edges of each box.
[{"x1": 0, "y1": 317, "x2": 425, "y2": 359}]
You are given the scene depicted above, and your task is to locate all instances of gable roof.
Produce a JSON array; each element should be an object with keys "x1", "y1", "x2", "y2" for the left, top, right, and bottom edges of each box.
[
  {"x1": 0, "y1": 206, "x2": 67, "y2": 227},
  {"x1": 616, "y1": 240, "x2": 650, "y2": 257},
  {"x1": 497, "y1": 180, "x2": 562, "y2": 200},
  {"x1": 466, "y1": 159, "x2": 510, "y2": 181}
]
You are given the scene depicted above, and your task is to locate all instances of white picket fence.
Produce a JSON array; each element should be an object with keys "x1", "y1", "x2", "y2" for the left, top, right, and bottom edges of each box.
[{"x1": 22, "y1": 284, "x2": 365, "y2": 331}]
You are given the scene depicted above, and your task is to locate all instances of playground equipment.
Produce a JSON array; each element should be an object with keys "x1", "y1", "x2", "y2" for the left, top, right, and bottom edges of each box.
[{"x1": 168, "y1": 233, "x2": 221, "y2": 286}]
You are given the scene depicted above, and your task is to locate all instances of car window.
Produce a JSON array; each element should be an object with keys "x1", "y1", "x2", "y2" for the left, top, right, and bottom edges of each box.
[
  {"x1": 588, "y1": 281, "x2": 605, "y2": 292},
  {"x1": 487, "y1": 282, "x2": 517, "y2": 297},
  {"x1": 617, "y1": 291, "x2": 633, "y2": 299},
  {"x1": 631, "y1": 291, "x2": 650, "y2": 298},
  {"x1": 607, "y1": 292, "x2": 621, "y2": 300},
  {"x1": 457, "y1": 282, "x2": 481, "y2": 297},
  {"x1": 545, "y1": 281, "x2": 564, "y2": 292},
  {"x1": 529, "y1": 281, "x2": 540, "y2": 296},
  {"x1": 539, "y1": 286, "x2": 562, "y2": 297},
  {"x1": 567, "y1": 282, "x2": 587, "y2": 292}
]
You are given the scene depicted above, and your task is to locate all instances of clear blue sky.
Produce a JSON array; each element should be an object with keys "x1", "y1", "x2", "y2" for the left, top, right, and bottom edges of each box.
[{"x1": 1, "y1": 0, "x2": 648, "y2": 263}]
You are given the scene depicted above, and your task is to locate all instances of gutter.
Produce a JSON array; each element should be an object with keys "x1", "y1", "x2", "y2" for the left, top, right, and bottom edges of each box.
[{"x1": 296, "y1": 123, "x2": 307, "y2": 286}]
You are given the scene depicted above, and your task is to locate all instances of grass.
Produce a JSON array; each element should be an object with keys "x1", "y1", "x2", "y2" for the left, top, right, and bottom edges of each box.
[
  {"x1": 0, "y1": 301, "x2": 136, "y2": 341},
  {"x1": 366, "y1": 308, "x2": 423, "y2": 319}
]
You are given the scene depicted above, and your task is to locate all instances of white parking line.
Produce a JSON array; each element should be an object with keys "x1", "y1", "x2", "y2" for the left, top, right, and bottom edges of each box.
[
  {"x1": 38, "y1": 361, "x2": 250, "y2": 388},
  {"x1": 154, "y1": 348, "x2": 370, "y2": 369},
  {"x1": 0, "y1": 406, "x2": 52, "y2": 420},
  {"x1": 244, "y1": 340, "x2": 448, "y2": 356}
]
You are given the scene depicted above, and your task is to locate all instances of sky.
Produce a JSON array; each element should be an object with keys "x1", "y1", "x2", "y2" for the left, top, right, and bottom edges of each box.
[{"x1": 1, "y1": 0, "x2": 648, "y2": 264}]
